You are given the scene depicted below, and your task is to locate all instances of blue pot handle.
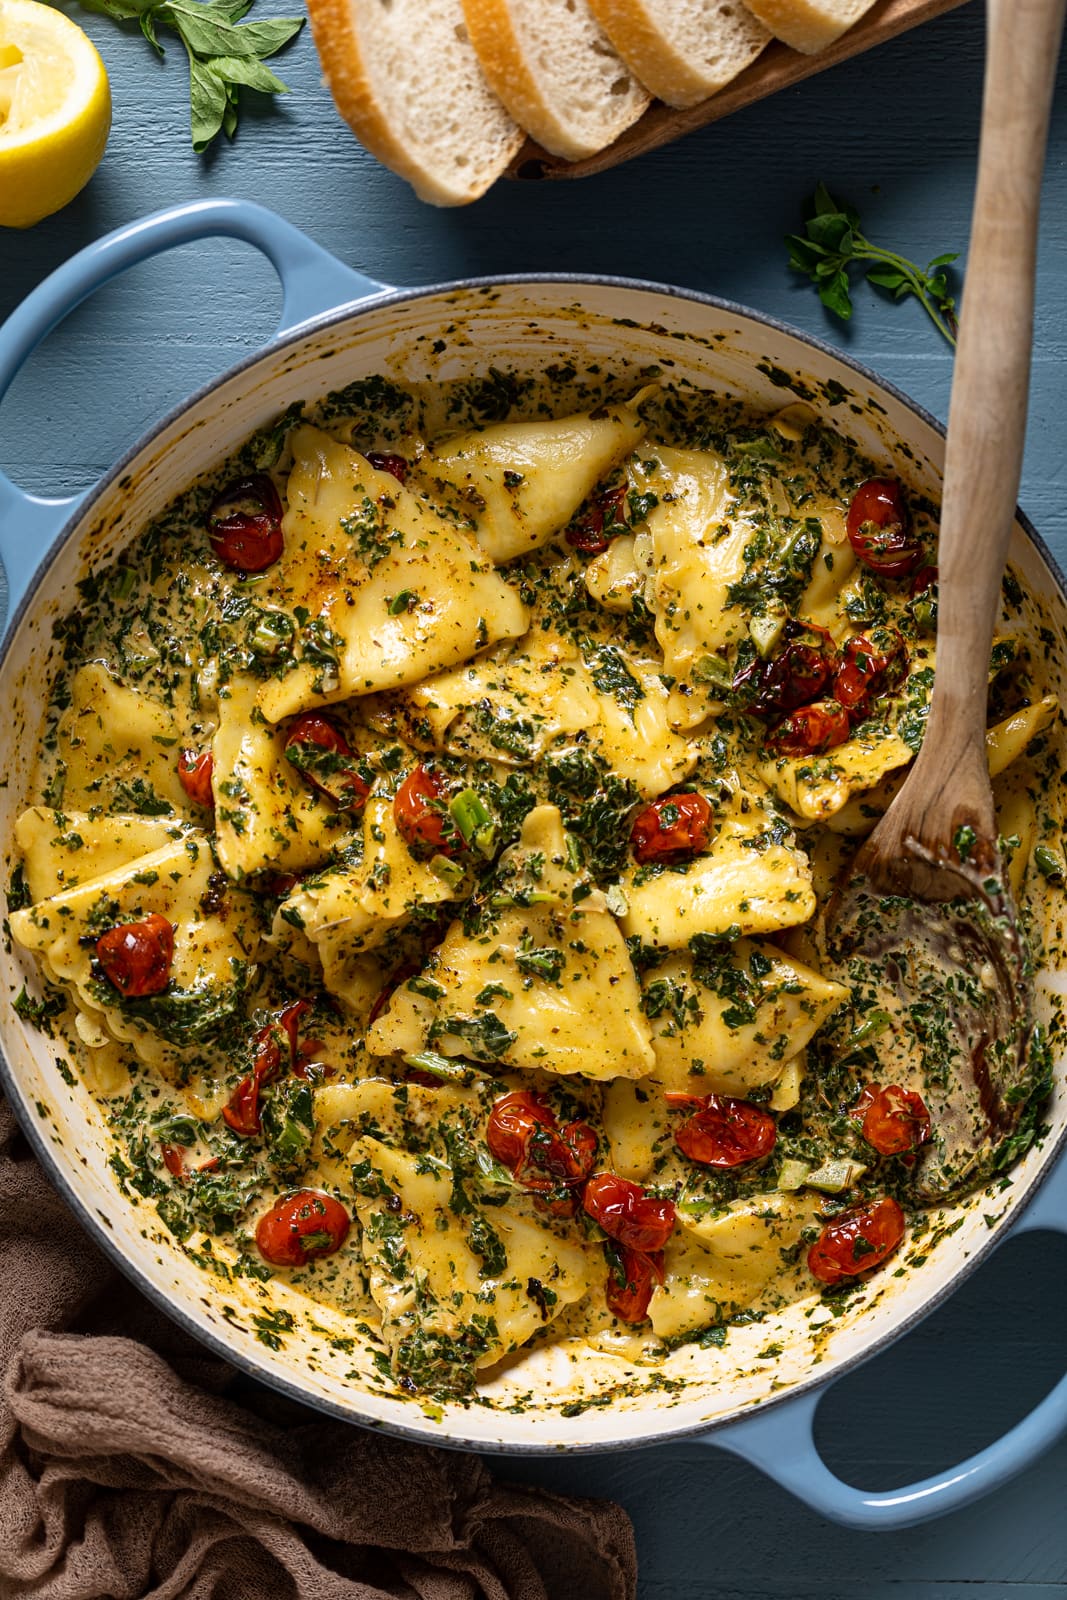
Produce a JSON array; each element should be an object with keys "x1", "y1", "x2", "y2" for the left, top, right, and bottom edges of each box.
[
  {"x1": 0, "y1": 198, "x2": 390, "y2": 627},
  {"x1": 704, "y1": 1148, "x2": 1067, "y2": 1529}
]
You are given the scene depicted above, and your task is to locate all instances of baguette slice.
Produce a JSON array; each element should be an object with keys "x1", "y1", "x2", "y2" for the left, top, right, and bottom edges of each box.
[
  {"x1": 741, "y1": 0, "x2": 880, "y2": 53},
  {"x1": 462, "y1": 0, "x2": 651, "y2": 162},
  {"x1": 587, "y1": 0, "x2": 771, "y2": 109},
  {"x1": 304, "y1": 0, "x2": 523, "y2": 206}
]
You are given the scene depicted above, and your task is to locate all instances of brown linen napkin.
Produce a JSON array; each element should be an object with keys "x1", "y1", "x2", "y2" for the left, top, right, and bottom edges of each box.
[{"x1": 0, "y1": 1098, "x2": 636, "y2": 1600}]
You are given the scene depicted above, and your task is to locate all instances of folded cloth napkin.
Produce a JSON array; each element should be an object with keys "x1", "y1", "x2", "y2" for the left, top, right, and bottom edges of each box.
[{"x1": 0, "y1": 1099, "x2": 637, "y2": 1600}]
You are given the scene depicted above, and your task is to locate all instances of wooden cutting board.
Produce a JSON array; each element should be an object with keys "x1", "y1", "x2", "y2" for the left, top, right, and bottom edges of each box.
[{"x1": 507, "y1": 0, "x2": 974, "y2": 181}]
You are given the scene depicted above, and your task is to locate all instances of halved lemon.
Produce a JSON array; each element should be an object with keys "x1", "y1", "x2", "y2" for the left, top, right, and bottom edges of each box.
[{"x1": 0, "y1": 0, "x2": 111, "y2": 229}]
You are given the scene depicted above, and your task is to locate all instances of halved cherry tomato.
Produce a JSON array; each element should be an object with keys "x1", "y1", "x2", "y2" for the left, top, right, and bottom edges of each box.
[
  {"x1": 177, "y1": 749, "x2": 214, "y2": 809},
  {"x1": 630, "y1": 792, "x2": 713, "y2": 865},
  {"x1": 833, "y1": 630, "x2": 908, "y2": 718},
  {"x1": 160, "y1": 1142, "x2": 218, "y2": 1182},
  {"x1": 605, "y1": 1244, "x2": 665, "y2": 1324},
  {"x1": 910, "y1": 565, "x2": 938, "y2": 596},
  {"x1": 207, "y1": 474, "x2": 284, "y2": 572},
  {"x1": 566, "y1": 483, "x2": 628, "y2": 554},
  {"x1": 486, "y1": 1092, "x2": 597, "y2": 1200},
  {"x1": 807, "y1": 1196, "x2": 906, "y2": 1286},
  {"x1": 284, "y1": 714, "x2": 369, "y2": 813},
  {"x1": 666, "y1": 1092, "x2": 777, "y2": 1167},
  {"x1": 583, "y1": 1173, "x2": 676, "y2": 1253},
  {"x1": 222, "y1": 1025, "x2": 283, "y2": 1138},
  {"x1": 279, "y1": 999, "x2": 312, "y2": 1059},
  {"x1": 161, "y1": 1143, "x2": 187, "y2": 1180},
  {"x1": 364, "y1": 451, "x2": 409, "y2": 484},
  {"x1": 854, "y1": 1083, "x2": 932, "y2": 1156},
  {"x1": 765, "y1": 700, "x2": 850, "y2": 757},
  {"x1": 256, "y1": 1189, "x2": 351, "y2": 1267},
  {"x1": 739, "y1": 621, "x2": 837, "y2": 715},
  {"x1": 95, "y1": 914, "x2": 174, "y2": 997},
  {"x1": 487, "y1": 1090, "x2": 557, "y2": 1171},
  {"x1": 846, "y1": 479, "x2": 922, "y2": 578},
  {"x1": 394, "y1": 764, "x2": 458, "y2": 855}
]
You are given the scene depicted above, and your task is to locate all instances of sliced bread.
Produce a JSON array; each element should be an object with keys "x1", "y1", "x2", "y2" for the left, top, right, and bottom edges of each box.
[
  {"x1": 586, "y1": 0, "x2": 771, "y2": 109},
  {"x1": 461, "y1": 0, "x2": 652, "y2": 162},
  {"x1": 304, "y1": 0, "x2": 523, "y2": 206},
  {"x1": 741, "y1": 0, "x2": 880, "y2": 54}
]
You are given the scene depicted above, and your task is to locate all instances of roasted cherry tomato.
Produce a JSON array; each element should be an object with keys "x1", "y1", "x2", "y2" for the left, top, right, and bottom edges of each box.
[
  {"x1": 832, "y1": 630, "x2": 907, "y2": 718},
  {"x1": 605, "y1": 1245, "x2": 665, "y2": 1324},
  {"x1": 846, "y1": 479, "x2": 922, "y2": 578},
  {"x1": 364, "y1": 451, "x2": 409, "y2": 484},
  {"x1": 910, "y1": 564, "x2": 938, "y2": 596},
  {"x1": 807, "y1": 1196, "x2": 906, "y2": 1286},
  {"x1": 207, "y1": 473, "x2": 284, "y2": 572},
  {"x1": 630, "y1": 792, "x2": 713, "y2": 865},
  {"x1": 583, "y1": 1173, "x2": 676, "y2": 1253},
  {"x1": 565, "y1": 483, "x2": 628, "y2": 554},
  {"x1": 256, "y1": 1189, "x2": 351, "y2": 1267},
  {"x1": 284, "y1": 714, "x2": 369, "y2": 813},
  {"x1": 394, "y1": 764, "x2": 458, "y2": 856},
  {"x1": 765, "y1": 700, "x2": 850, "y2": 757},
  {"x1": 854, "y1": 1083, "x2": 932, "y2": 1156},
  {"x1": 222, "y1": 1024, "x2": 284, "y2": 1137},
  {"x1": 487, "y1": 1090, "x2": 557, "y2": 1171},
  {"x1": 95, "y1": 914, "x2": 174, "y2": 998},
  {"x1": 486, "y1": 1092, "x2": 597, "y2": 1200},
  {"x1": 667, "y1": 1092, "x2": 777, "y2": 1168},
  {"x1": 160, "y1": 1142, "x2": 217, "y2": 1181},
  {"x1": 160, "y1": 1143, "x2": 187, "y2": 1180},
  {"x1": 739, "y1": 621, "x2": 837, "y2": 715},
  {"x1": 177, "y1": 749, "x2": 214, "y2": 809}
]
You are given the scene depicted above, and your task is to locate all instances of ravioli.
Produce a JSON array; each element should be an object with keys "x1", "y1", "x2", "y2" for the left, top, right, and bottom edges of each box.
[
  {"x1": 619, "y1": 817, "x2": 817, "y2": 949},
  {"x1": 420, "y1": 393, "x2": 650, "y2": 564},
  {"x1": 367, "y1": 805, "x2": 656, "y2": 1079},
  {"x1": 9, "y1": 832, "x2": 259, "y2": 1073},
  {"x1": 256, "y1": 426, "x2": 529, "y2": 721},
  {"x1": 642, "y1": 939, "x2": 849, "y2": 1095}
]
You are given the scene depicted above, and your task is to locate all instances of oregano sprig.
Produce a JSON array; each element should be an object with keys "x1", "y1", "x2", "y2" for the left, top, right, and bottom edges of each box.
[
  {"x1": 73, "y1": 0, "x2": 303, "y2": 151},
  {"x1": 786, "y1": 183, "x2": 960, "y2": 347}
]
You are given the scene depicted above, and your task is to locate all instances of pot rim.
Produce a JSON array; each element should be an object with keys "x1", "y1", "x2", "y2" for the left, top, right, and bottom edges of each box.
[{"x1": 2, "y1": 267, "x2": 1065, "y2": 1455}]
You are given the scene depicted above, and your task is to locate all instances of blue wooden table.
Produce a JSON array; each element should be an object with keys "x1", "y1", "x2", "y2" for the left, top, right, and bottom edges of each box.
[{"x1": 2, "y1": 3, "x2": 1067, "y2": 1593}]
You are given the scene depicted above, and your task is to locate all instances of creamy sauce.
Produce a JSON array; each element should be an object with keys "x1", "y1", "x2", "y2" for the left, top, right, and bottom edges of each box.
[{"x1": 8, "y1": 372, "x2": 1064, "y2": 1401}]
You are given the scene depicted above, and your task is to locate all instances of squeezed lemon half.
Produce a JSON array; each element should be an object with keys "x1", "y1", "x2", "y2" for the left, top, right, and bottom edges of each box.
[{"x1": 0, "y1": 0, "x2": 111, "y2": 228}]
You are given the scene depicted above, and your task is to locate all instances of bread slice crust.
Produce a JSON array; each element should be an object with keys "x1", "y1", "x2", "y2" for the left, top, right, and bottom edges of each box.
[
  {"x1": 741, "y1": 0, "x2": 878, "y2": 54},
  {"x1": 588, "y1": 0, "x2": 771, "y2": 107},
  {"x1": 462, "y1": 0, "x2": 651, "y2": 161},
  {"x1": 305, "y1": 0, "x2": 523, "y2": 205}
]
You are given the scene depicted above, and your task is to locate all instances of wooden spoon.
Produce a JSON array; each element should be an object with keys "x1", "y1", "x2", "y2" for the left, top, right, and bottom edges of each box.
[{"x1": 825, "y1": 0, "x2": 1066, "y2": 1201}]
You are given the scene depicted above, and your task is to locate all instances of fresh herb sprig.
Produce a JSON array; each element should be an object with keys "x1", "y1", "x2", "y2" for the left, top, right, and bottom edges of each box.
[
  {"x1": 786, "y1": 183, "x2": 959, "y2": 347},
  {"x1": 73, "y1": 0, "x2": 304, "y2": 151}
]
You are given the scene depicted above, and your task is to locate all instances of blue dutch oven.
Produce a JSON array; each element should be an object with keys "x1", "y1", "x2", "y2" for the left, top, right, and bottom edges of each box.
[{"x1": 1, "y1": 199, "x2": 1065, "y2": 1530}]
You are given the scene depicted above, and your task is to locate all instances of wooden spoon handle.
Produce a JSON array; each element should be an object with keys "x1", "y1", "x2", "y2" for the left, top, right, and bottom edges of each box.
[{"x1": 916, "y1": 0, "x2": 1065, "y2": 824}]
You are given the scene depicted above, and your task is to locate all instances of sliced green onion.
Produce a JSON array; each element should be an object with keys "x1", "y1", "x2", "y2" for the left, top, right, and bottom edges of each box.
[
  {"x1": 1034, "y1": 844, "x2": 1065, "y2": 884},
  {"x1": 604, "y1": 883, "x2": 629, "y2": 918},
  {"x1": 691, "y1": 654, "x2": 732, "y2": 688},
  {"x1": 429, "y1": 854, "x2": 465, "y2": 888},
  {"x1": 847, "y1": 1009, "x2": 892, "y2": 1049},
  {"x1": 449, "y1": 788, "x2": 496, "y2": 857},
  {"x1": 805, "y1": 1158, "x2": 867, "y2": 1194},
  {"x1": 402, "y1": 1050, "x2": 482, "y2": 1085},
  {"x1": 748, "y1": 611, "x2": 786, "y2": 659},
  {"x1": 777, "y1": 1158, "x2": 811, "y2": 1193}
]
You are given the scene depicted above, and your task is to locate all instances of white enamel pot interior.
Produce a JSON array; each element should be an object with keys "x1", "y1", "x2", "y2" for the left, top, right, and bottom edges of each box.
[{"x1": 1, "y1": 206, "x2": 1066, "y2": 1525}]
